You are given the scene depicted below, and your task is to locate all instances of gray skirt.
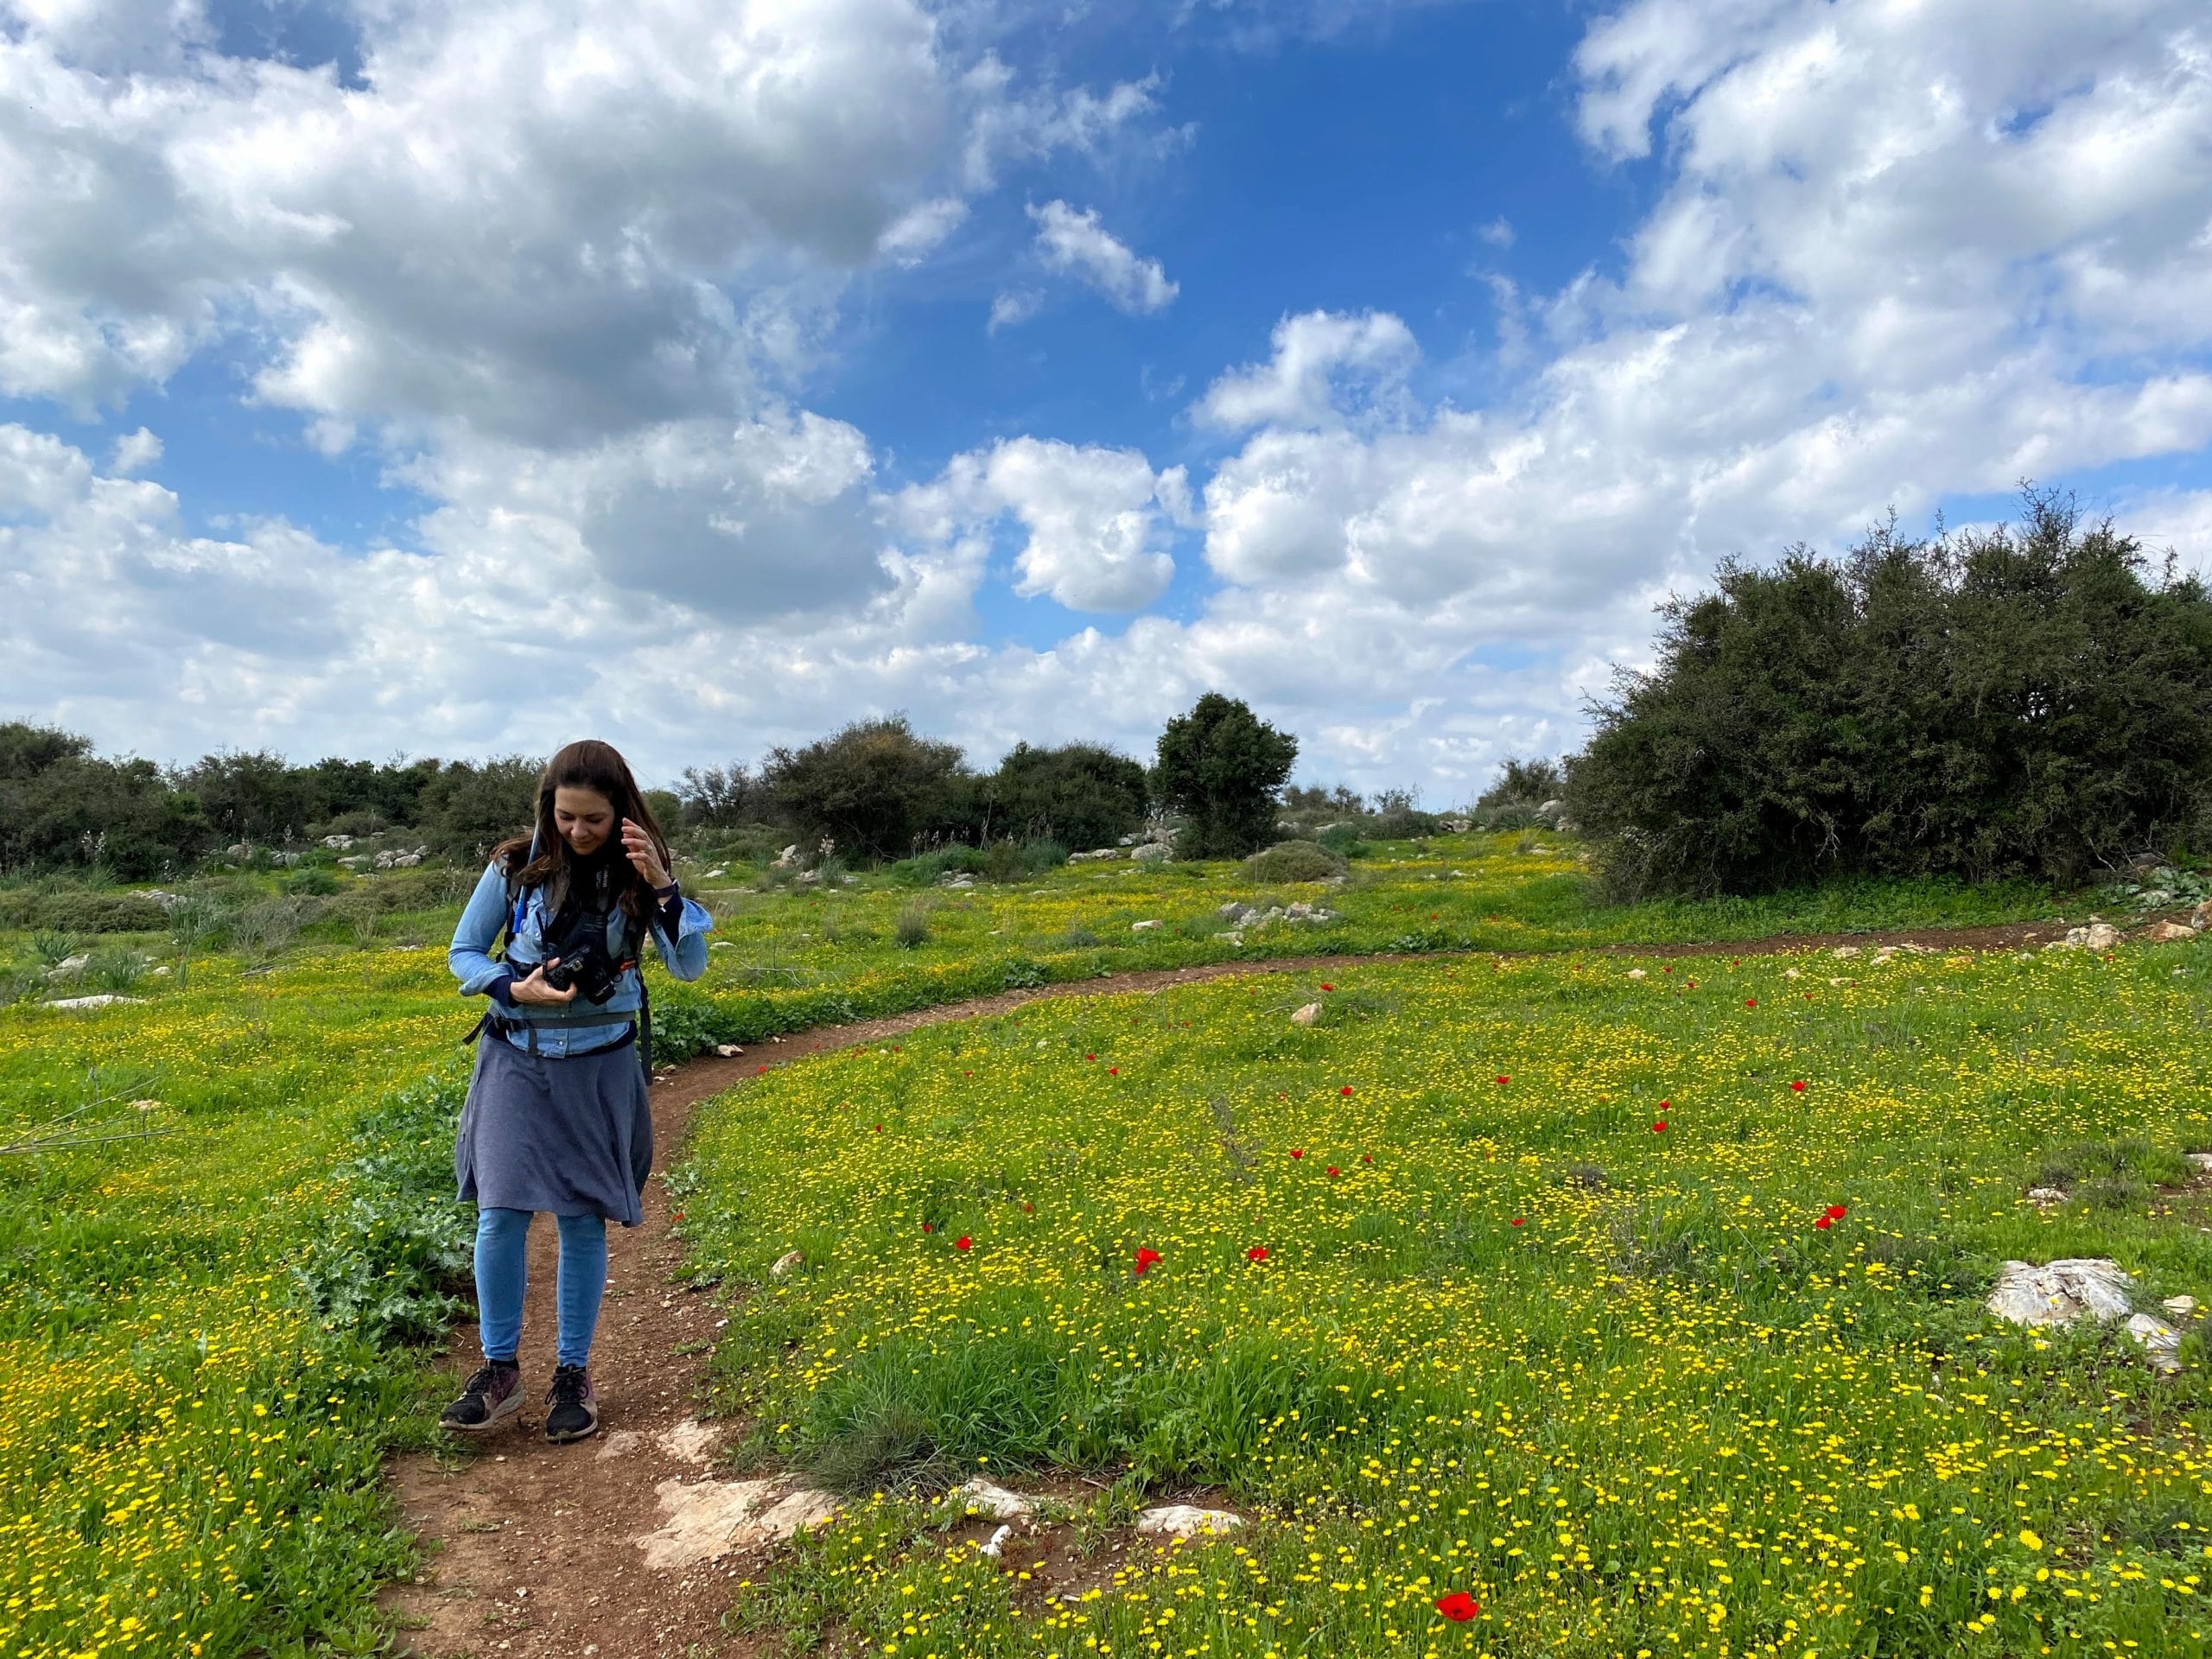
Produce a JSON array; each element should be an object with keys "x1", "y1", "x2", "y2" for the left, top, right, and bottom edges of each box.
[{"x1": 454, "y1": 1034, "x2": 653, "y2": 1226}]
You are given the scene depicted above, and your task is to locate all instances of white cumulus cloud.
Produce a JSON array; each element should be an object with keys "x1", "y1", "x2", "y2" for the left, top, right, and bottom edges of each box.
[
  {"x1": 1027, "y1": 200, "x2": 1179, "y2": 315},
  {"x1": 905, "y1": 437, "x2": 1184, "y2": 612},
  {"x1": 1196, "y1": 310, "x2": 1419, "y2": 431}
]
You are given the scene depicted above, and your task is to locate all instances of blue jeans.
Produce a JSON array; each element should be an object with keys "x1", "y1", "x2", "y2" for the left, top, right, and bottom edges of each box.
[{"x1": 474, "y1": 1207, "x2": 608, "y2": 1370}]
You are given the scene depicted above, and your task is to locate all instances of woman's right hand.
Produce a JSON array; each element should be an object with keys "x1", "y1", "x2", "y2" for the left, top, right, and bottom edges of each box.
[{"x1": 509, "y1": 961, "x2": 578, "y2": 1006}]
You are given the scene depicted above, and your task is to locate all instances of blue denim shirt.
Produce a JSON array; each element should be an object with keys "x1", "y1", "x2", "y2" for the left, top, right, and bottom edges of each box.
[{"x1": 449, "y1": 861, "x2": 713, "y2": 1058}]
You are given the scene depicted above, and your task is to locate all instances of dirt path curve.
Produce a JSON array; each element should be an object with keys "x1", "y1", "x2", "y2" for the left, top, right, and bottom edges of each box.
[{"x1": 378, "y1": 914, "x2": 2082, "y2": 1657}]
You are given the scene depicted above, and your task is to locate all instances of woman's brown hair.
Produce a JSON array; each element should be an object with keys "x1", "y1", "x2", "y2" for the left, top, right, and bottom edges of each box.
[{"x1": 490, "y1": 740, "x2": 671, "y2": 933}]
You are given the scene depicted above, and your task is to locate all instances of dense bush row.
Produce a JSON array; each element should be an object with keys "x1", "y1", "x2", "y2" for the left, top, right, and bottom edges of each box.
[
  {"x1": 0, "y1": 697, "x2": 1309, "y2": 877},
  {"x1": 1568, "y1": 493, "x2": 2212, "y2": 895}
]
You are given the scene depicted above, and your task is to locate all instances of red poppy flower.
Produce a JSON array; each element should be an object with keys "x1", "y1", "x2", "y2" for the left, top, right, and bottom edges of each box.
[
  {"x1": 1434, "y1": 1591, "x2": 1480, "y2": 1622},
  {"x1": 1087, "y1": 1053, "x2": 1096, "y2": 1061},
  {"x1": 874, "y1": 1122, "x2": 884, "y2": 1132},
  {"x1": 1825, "y1": 1204, "x2": 1847, "y2": 1220},
  {"x1": 955, "y1": 1236, "x2": 972, "y2": 1251},
  {"x1": 1134, "y1": 1247, "x2": 1162, "y2": 1275},
  {"x1": 671, "y1": 1211, "x2": 683, "y2": 1222},
  {"x1": 1340, "y1": 1086, "x2": 1354, "y2": 1096},
  {"x1": 1510, "y1": 1217, "x2": 1525, "y2": 1227},
  {"x1": 1247, "y1": 1246, "x2": 1269, "y2": 1262},
  {"x1": 1361, "y1": 1153, "x2": 1371, "y2": 1163},
  {"x1": 1290, "y1": 1147, "x2": 1305, "y2": 1160},
  {"x1": 1023, "y1": 1202, "x2": 1034, "y2": 1212},
  {"x1": 1431, "y1": 912, "x2": 1440, "y2": 920},
  {"x1": 1319, "y1": 983, "x2": 1334, "y2": 992},
  {"x1": 1326, "y1": 1166, "x2": 1340, "y2": 1178},
  {"x1": 1659, "y1": 1098, "x2": 1671, "y2": 1109},
  {"x1": 1687, "y1": 979, "x2": 1697, "y2": 989},
  {"x1": 921, "y1": 1222, "x2": 934, "y2": 1232},
  {"x1": 1790, "y1": 1080, "x2": 1808, "y2": 1091},
  {"x1": 758, "y1": 1064, "x2": 769, "y2": 1074},
  {"x1": 1109, "y1": 1066, "x2": 1119, "y2": 1075},
  {"x1": 1814, "y1": 1215, "x2": 1833, "y2": 1230},
  {"x1": 1495, "y1": 1075, "x2": 1510, "y2": 1086},
  {"x1": 1745, "y1": 998, "x2": 1757, "y2": 1008},
  {"x1": 1652, "y1": 1120, "x2": 1668, "y2": 1133}
]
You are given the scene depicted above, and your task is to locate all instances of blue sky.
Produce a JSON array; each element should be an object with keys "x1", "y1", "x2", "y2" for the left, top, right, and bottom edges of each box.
[{"x1": 2, "y1": 0, "x2": 2209, "y2": 796}]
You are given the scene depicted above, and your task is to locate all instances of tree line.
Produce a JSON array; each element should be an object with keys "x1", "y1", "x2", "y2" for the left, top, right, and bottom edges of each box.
[
  {"x1": 8, "y1": 492, "x2": 2204, "y2": 892},
  {"x1": 0, "y1": 692, "x2": 1316, "y2": 879}
]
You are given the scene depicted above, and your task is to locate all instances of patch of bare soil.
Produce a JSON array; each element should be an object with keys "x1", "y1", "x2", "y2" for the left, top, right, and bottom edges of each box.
[{"x1": 375, "y1": 914, "x2": 2138, "y2": 1656}]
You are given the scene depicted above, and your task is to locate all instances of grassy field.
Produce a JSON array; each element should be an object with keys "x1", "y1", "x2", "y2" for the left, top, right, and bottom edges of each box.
[
  {"x1": 681, "y1": 944, "x2": 2212, "y2": 1658},
  {"x1": 0, "y1": 834, "x2": 2159, "y2": 1657}
]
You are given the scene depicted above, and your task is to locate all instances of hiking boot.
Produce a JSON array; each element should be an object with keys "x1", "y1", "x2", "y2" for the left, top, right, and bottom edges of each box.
[
  {"x1": 544, "y1": 1363, "x2": 599, "y2": 1444},
  {"x1": 440, "y1": 1359, "x2": 522, "y2": 1433}
]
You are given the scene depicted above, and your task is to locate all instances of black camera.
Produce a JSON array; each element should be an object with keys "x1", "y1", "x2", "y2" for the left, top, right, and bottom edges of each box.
[{"x1": 541, "y1": 941, "x2": 621, "y2": 1004}]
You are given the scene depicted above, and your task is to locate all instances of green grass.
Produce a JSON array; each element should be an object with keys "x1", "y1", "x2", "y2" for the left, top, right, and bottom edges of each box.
[
  {"x1": 678, "y1": 940, "x2": 2212, "y2": 1657},
  {"x1": 0, "y1": 833, "x2": 2126, "y2": 1656}
]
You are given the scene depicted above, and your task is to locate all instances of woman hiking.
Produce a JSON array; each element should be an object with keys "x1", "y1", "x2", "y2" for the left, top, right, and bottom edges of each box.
[{"x1": 439, "y1": 739, "x2": 712, "y2": 1443}]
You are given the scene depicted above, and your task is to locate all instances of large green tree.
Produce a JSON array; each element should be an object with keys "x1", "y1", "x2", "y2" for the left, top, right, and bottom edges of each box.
[
  {"x1": 988, "y1": 741, "x2": 1149, "y2": 850},
  {"x1": 1568, "y1": 493, "x2": 2212, "y2": 895},
  {"x1": 760, "y1": 716, "x2": 973, "y2": 859},
  {"x1": 0, "y1": 722, "x2": 209, "y2": 877},
  {"x1": 1154, "y1": 693, "x2": 1300, "y2": 858}
]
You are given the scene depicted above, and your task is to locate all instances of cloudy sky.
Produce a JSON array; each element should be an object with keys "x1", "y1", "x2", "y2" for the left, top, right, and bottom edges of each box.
[{"x1": 3, "y1": 0, "x2": 2209, "y2": 799}]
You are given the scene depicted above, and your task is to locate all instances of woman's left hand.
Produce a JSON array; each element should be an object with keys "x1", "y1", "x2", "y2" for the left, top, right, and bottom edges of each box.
[{"x1": 620, "y1": 818, "x2": 671, "y2": 889}]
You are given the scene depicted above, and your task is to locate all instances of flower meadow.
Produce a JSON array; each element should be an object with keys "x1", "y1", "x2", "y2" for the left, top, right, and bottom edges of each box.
[
  {"x1": 0, "y1": 836, "x2": 2167, "y2": 1656},
  {"x1": 0, "y1": 946, "x2": 477, "y2": 1658},
  {"x1": 679, "y1": 944, "x2": 2212, "y2": 1659}
]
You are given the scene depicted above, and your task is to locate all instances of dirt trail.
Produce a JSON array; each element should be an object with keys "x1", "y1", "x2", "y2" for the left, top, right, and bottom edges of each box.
[{"x1": 378, "y1": 914, "x2": 2091, "y2": 1657}]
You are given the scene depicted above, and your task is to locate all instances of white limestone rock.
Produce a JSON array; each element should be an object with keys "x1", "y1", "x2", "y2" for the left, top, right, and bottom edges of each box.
[
  {"x1": 951, "y1": 1478, "x2": 1036, "y2": 1520},
  {"x1": 1986, "y1": 1258, "x2": 2136, "y2": 1327},
  {"x1": 637, "y1": 1478, "x2": 839, "y2": 1571},
  {"x1": 1135, "y1": 1504, "x2": 1244, "y2": 1538},
  {"x1": 2127, "y1": 1314, "x2": 2183, "y2": 1375}
]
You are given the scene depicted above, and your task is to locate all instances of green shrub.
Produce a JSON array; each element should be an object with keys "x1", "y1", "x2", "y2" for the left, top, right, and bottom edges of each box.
[
  {"x1": 86, "y1": 945, "x2": 148, "y2": 992},
  {"x1": 1570, "y1": 492, "x2": 2212, "y2": 896},
  {"x1": 1316, "y1": 823, "x2": 1371, "y2": 857},
  {"x1": 232, "y1": 897, "x2": 309, "y2": 963},
  {"x1": 988, "y1": 742, "x2": 1149, "y2": 851},
  {"x1": 894, "y1": 902, "x2": 931, "y2": 950},
  {"x1": 682, "y1": 821, "x2": 790, "y2": 868},
  {"x1": 0, "y1": 888, "x2": 171, "y2": 933},
  {"x1": 760, "y1": 716, "x2": 974, "y2": 860},
  {"x1": 284, "y1": 866, "x2": 340, "y2": 897},
  {"x1": 887, "y1": 846, "x2": 988, "y2": 887},
  {"x1": 1243, "y1": 840, "x2": 1348, "y2": 882},
  {"x1": 1156, "y1": 693, "x2": 1300, "y2": 859},
  {"x1": 1367, "y1": 787, "x2": 1442, "y2": 839},
  {"x1": 29, "y1": 931, "x2": 79, "y2": 968}
]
